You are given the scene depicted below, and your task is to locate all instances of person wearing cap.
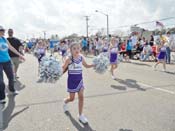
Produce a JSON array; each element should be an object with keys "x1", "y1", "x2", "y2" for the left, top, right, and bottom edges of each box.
[
  {"x1": 7, "y1": 29, "x2": 23, "y2": 81},
  {"x1": 0, "y1": 26, "x2": 25, "y2": 104}
]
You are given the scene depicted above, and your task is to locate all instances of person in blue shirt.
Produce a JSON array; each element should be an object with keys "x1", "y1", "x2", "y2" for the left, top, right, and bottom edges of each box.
[
  {"x1": 0, "y1": 26, "x2": 25, "y2": 104},
  {"x1": 25, "y1": 41, "x2": 33, "y2": 53},
  {"x1": 126, "y1": 38, "x2": 132, "y2": 59},
  {"x1": 49, "y1": 39, "x2": 54, "y2": 55},
  {"x1": 81, "y1": 37, "x2": 88, "y2": 56}
]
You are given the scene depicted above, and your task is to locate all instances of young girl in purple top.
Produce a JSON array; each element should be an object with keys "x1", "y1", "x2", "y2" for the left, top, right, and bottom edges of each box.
[
  {"x1": 102, "y1": 38, "x2": 109, "y2": 52},
  {"x1": 36, "y1": 40, "x2": 46, "y2": 63},
  {"x1": 62, "y1": 42, "x2": 94, "y2": 124},
  {"x1": 110, "y1": 37, "x2": 119, "y2": 80},
  {"x1": 154, "y1": 40, "x2": 167, "y2": 71}
]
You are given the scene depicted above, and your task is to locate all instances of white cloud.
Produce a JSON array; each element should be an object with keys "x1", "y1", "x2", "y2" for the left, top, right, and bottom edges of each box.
[{"x1": 1, "y1": 0, "x2": 175, "y2": 39}]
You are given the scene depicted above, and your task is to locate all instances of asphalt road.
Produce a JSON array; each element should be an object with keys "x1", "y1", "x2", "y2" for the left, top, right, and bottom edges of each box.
[{"x1": 1, "y1": 53, "x2": 175, "y2": 131}]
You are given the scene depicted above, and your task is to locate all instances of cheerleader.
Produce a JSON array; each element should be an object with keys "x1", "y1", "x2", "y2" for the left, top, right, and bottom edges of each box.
[
  {"x1": 62, "y1": 42, "x2": 94, "y2": 124},
  {"x1": 36, "y1": 40, "x2": 46, "y2": 63},
  {"x1": 110, "y1": 37, "x2": 119, "y2": 80},
  {"x1": 154, "y1": 40, "x2": 167, "y2": 72},
  {"x1": 102, "y1": 38, "x2": 109, "y2": 52},
  {"x1": 60, "y1": 40, "x2": 68, "y2": 62}
]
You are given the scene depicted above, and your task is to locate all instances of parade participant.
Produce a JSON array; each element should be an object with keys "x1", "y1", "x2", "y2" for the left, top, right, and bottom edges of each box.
[
  {"x1": 149, "y1": 35, "x2": 154, "y2": 46},
  {"x1": 154, "y1": 40, "x2": 167, "y2": 72},
  {"x1": 89, "y1": 39, "x2": 94, "y2": 55},
  {"x1": 94, "y1": 37, "x2": 102, "y2": 56},
  {"x1": 49, "y1": 39, "x2": 54, "y2": 55},
  {"x1": 0, "y1": 26, "x2": 25, "y2": 104},
  {"x1": 102, "y1": 38, "x2": 109, "y2": 52},
  {"x1": 62, "y1": 42, "x2": 94, "y2": 124},
  {"x1": 165, "y1": 31, "x2": 172, "y2": 64},
  {"x1": 126, "y1": 37, "x2": 132, "y2": 60},
  {"x1": 109, "y1": 37, "x2": 119, "y2": 80},
  {"x1": 60, "y1": 40, "x2": 68, "y2": 62},
  {"x1": 36, "y1": 40, "x2": 46, "y2": 63},
  {"x1": 81, "y1": 37, "x2": 88, "y2": 56},
  {"x1": 26, "y1": 40, "x2": 33, "y2": 53},
  {"x1": 7, "y1": 29, "x2": 23, "y2": 80}
]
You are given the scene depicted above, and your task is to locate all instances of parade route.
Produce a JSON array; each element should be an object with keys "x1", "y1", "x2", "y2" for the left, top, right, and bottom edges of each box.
[{"x1": 2, "y1": 54, "x2": 175, "y2": 131}]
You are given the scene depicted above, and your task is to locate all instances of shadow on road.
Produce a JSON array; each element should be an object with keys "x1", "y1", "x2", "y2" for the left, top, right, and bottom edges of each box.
[
  {"x1": 119, "y1": 129, "x2": 133, "y2": 131},
  {"x1": 3, "y1": 95, "x2": 29, "y2": 130},
  {"x1": 111, "y1": 78, "x2": 146, "y2": 91},
  {"x1": 14, "y1": 80, "x2": 26, "y2": 91},
  {"x1": 5, "y1": 80, "x2": 25, "y2": 94},
  {"x1": 65, "y1": 111, "x2": 95, "y2": 131},
  {"x1": 111, "y1": 85, "x2": 127, "y2": 90},
  {"x1": 129, "y1": 62, "x2": 152, "y2": 67},
  {"x1": 161, "y1": 71, "x2": 175, "y2": 75}
]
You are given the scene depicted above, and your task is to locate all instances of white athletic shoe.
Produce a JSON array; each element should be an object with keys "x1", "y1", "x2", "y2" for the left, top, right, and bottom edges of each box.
[
  {"x1": 8, "y1": 90, "x2": 19, "y2": 96},
  {"x1": 162, "y1": 69, "x2": 166, "y2": 72},
  {"x1": 63, "y1": 101, "x2": 68, "y2": 112},
  {"x1": 78, "y1": 114, "x2": 88, "y2": 124},
  {"x1": 111, "y1": 75, "x2": 116, "y2": 80},
  {"x1": 153, "y1": 66, "x2": 157, "y2": 71}
]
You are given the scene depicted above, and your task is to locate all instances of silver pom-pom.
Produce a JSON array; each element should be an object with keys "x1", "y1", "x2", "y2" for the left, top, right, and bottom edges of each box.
[
  {"x1": 39, "y1": 56, "x2": 63, "y2": 83},
  {"x1": 93, "y1": 53, "x2": 110, "y2": 74},
  {"x1": 117, "y1": 54, "x2": 123, "y2": 64}
]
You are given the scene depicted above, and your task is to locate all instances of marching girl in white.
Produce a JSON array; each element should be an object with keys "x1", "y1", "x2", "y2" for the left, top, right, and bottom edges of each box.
[
  {"x1": 36, "y1": 40, "x2": 46, "y2": 63},
  {"x1": 154, "y1": 39, "x2": 167, "y2": 72},
  {"x1": 35, "y1": 40, "x2": 47, "y2": 76},
  {"x1": 109, "y1": 37, "x2": 119, "y2": 80},
  {"x1": 60, "y1": 40, "x2": 68, "y2": 62},
  {"x1": 62, "y1": 42, "x2": 95, "y2": 124},
  {"x1": 102, "y1": 38, "x2": 109, "y2": 53}
]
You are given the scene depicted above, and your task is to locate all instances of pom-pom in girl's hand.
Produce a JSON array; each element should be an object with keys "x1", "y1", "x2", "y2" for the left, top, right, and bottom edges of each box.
[
  {"x1": 39, "y1": 56, "x2": 63, "y2": 83},
  {"x1": 92, "y1": 53, "x2": 110, "y2": 74}
]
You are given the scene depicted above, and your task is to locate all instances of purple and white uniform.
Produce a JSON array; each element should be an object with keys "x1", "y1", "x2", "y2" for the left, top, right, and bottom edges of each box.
[
  {"x1": 110, "y1": 46, "x2": 118, "y2": 64},
  {"x1": 37, "y1": 48, "x2": 45, "y2": 62},
  {"x1": 61, "y1": 44, "x2": 68, "y2": 56},
  {"x1": 103, "y1": 43, "x2": 109, "y2": 52},
  {"x1": 158, "y1": 46, "x2": 166, "y2": 60},
  {"x1": 67, "y1": 56, "x2": 84, "y2": 93}
]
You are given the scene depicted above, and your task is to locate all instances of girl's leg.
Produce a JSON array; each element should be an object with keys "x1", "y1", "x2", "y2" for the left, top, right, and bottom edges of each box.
[
  {"x1": 163, "y1": 60, "x2": 166, "y2": 71},
  {"x1": 78, "y1": 89, "x2": 84, "y2": 115},
  {"x1": 114, "y1": 64, "x2": 118, "y2": 69},
  {"x1": 62, "y1": 56, "x2": 65, "y2": 63},
  {"x1": 110, "y1": 65, "x2": 114, "y2": 76},
  {"x1": 65, "y1": 93, "x2": 75, "y2": 103},
  {"x1": 154, "y1": 61, "x2": 160, "y2": 68}
]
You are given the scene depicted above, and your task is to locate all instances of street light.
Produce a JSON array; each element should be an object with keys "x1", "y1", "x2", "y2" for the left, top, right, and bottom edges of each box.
[{"x1": 95, "y1": 10, "x2": 109, "y2": 42}]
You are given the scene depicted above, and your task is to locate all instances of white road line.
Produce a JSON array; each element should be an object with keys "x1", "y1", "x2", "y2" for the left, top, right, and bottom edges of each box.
[
  {"x1": 154, "y1": 88, "x2": 175, "y2": 94},
  {"x1": 138, "y1": 82, "x2": 175, "y2": 95}
]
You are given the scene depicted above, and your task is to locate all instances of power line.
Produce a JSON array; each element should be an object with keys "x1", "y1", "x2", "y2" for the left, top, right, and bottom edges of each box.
[{"x1": 89, "y1": 16, "x2": 175, "y2": 30}]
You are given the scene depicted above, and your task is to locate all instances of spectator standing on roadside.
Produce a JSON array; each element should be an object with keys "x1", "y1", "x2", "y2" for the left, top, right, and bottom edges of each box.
[{"x1": 7, "y1": 29, "x2": 23, "y2": 81}]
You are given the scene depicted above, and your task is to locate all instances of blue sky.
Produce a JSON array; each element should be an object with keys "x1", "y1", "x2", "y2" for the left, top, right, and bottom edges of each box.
[{"x1": 1, "y1": 0, "x2": 175, "y2": 39}]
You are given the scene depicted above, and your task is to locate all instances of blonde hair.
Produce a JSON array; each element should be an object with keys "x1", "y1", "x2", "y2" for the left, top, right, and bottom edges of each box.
[{"x1": 110, "y1": 37, "x2": 116, "y2": 48}]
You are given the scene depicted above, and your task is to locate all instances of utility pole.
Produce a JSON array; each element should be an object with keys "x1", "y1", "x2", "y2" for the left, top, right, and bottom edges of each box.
[
  {"x1": 95, "y1": 10, "x2": 109, "y2": 42},
  {"x1": 43, "y1": 31, "x2": 46, "y2": 39},
  {"x1": 84, "y1": 16, "x2": 89, "y2": 38}
]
